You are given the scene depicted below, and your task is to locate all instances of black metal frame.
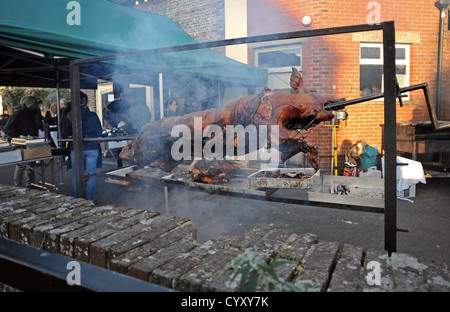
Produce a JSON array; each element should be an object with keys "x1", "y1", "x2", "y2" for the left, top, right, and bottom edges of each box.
[
  {"x1": 0, "y1": 237, "x2": 173, "y2": 292},
  {"x1": 69, "y1": 22, "x2": 399, "y2": 254}
]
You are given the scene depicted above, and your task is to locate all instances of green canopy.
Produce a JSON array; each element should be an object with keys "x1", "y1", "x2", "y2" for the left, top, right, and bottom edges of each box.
[{"x1": 0, "y1": 0, "x2": 266, "y2": 88}]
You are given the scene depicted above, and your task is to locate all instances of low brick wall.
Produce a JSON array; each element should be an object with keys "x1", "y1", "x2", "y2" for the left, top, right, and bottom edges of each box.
[{"x1": 1, "y1": 184, "x2": 449, "y2": 292}]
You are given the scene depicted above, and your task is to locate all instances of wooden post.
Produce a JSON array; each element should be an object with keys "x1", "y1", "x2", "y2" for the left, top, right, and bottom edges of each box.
[
  {"x1": 69, "y1": 62, "x2": 86, "y2": 199},
  {"x1": 383, "y1": 21, "x2": 397, "y2": 255}
]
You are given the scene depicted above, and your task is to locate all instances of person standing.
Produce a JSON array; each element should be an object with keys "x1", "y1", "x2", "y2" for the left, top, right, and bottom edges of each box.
[
  {"x1": 44, "y1": 103, "x2": 59, "y2": 147},
  {"x1": 62, "y1": 92, "x2": 103, "y2": 202},
  {"x1": 3, "y1": 96, "x2": 43, "y2": 187},
  {"x1": 165, "y1": 99, "x2": 178, "y2": 118}
]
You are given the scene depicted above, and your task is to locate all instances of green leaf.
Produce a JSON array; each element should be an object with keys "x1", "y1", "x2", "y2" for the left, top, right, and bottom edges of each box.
[
  {"x1": 247, "y1": 270, "x2": 259, "y2": 292},
  {"x1": 240, "y1": 266, "x2": 251, "y2": 290},
  {"x1": 56, "y1": 213, "x2": 72, "y2": 219},
  {"x1": 255, "y1": 258, "x2": 272, "y2": 271}
]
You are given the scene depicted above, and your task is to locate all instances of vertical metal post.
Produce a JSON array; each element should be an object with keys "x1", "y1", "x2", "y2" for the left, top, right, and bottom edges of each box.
[
  {"x1": 383, "y1": 21, "x2": 397, "y2": 255},
  {"x1": 436, "y1": 5, "x2": 446, "y2": 120},
  {"x1": 69, "y1": 62, "x2": 86, "y2": 199},
  {"x1": 331, "y1": 119, "x2": 335, "y2": 175},
  {"x1": 55, "y1": 67, "x2": 64, "y2": 185},
  {"x1": 159, "y1": 73, "x2": 164, "y2": 120},
  {"x1": 164, "y1": 186, "x2": 169, "y2": 214},
  {"x1": 55, "y1": 68, "x2": 61, "y2": 145}
]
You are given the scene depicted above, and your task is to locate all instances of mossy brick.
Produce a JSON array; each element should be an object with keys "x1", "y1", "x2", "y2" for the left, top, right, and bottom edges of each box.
[
  {"x1": 253, "y1": 228, "x2": 296, "y2": 259},
  {"x1": 177, "y1": 227, "x2": 275, "y2": 292},
  {"x1": 41, "y1": 205, "x2": 119, "y2": 253},
  {"x1": 151, "y1": 233, "x2": 236, "y2": 290},
  {"x1": 8, "y1": 196, "x2": 88, "y2": 245},
  {"x1": 0, "y1": 192, "x2": 74, "y2": 221},
  {"x1": 276, "y1": 233, "x2": 318, "y2": 261},
  {"x1": 178, "y1": 226, "x2": 273, "y2": 291},
  {"x1": 253, "y1": 259, "x2": 299, "y2": 292},
  {"x1": 0, "y1": 184, "x2": 20, "y2": 192},
  {"x1": 31, "y1": 202, "x2": 107, "y2": 250},
  {"x1": 73, "y1": 210, "x2": 151, "y2": 262},
  {"x1": 294, "y1": 241, "x2": 339, "y2": 291},
  {"x1": 389, "y1": 253, "x2": 430, "y2": 292},
  {"x1": 0, "y1": 191, "x2": 63, "y2": 218},
  {"x1": 327, "y1": 244, "x2": 365, "y2": 292},
  {"x1": 423, "y1": 262, "x2": 450, "y2": 292},
  {"x1": 89, "y1": 211, "x2": 162, "y2": 268},
  {"x1": 0, "y1": 195, "x2": 62, "y2": 222},
  {"x1": 4, "y1": 199, "x2": 72, "y2": 239},
  {"x1": 106, "y1": 216, "x2": 193, "y2": 264},
  {"x1": 59, "y1": 208, "x2": 144, "y2": 258},
  {"x1": 360, "y1": 249, "x2": 393, "y2": 292},
  {"x1": 179, "y1": 247, "x2": 242, "y2": 292},
  {"x1": 205, "y1": 229, "x2": 297, "y2": 292},
  {"x1": 392, "y1": 266, "x2": 427, "y2": 292},
  {"x1": 294, "y1": 270, "x2": 328, "y2": 291},
  {"x1": 108, "y1": 219, "x2": 197, "y2": 274},
  {"x1": 229, "y1": 225, "x2": 274, "y2": 251},
  {"x1": 0, "y1": 201, "x2": 52, "y2": 237},
  {"x1": 0, "y1": 185, "x2": 39, "y2": 199},
  {"x1": 128, "y1": 237, "x2": 197, "y2": 281},
  {"x1": 8, "y1": 190, "x2": 102, "y2": 231},
  {"x1": 0, "y1": 186, "x2": 35, "y2": 202}
]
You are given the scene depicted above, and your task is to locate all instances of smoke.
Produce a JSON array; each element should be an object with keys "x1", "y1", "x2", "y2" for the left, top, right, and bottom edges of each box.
[{"x1": 99, "y1": 1, "x2": 341, "y2": 229}]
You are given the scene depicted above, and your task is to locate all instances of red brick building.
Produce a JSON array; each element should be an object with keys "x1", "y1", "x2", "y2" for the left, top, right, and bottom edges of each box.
[
  {"x1": 246, "y1": 0, "x2": 449, "y2": 167},
  {"x1": 125, "y1": 0, "x2": 448, "y2": 172}
]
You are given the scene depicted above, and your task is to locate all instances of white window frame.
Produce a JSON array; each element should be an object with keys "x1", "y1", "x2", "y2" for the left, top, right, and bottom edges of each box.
[
  {"x1": 360, "y1": 43, "x2": 410, "y2": 100},
  {"x1": 255, "y1": 44, "x2": 302, "y2": 74}
]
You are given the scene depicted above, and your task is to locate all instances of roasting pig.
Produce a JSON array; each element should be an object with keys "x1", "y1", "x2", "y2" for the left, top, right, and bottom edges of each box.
[{"x1": 120, "y1": 68, "x2": 342, "y2": 175}]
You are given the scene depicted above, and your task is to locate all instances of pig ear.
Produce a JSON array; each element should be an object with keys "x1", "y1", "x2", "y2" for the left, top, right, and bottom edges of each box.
[{"x1": 290, "y1": 67, "x2": 303, "y2": 91}]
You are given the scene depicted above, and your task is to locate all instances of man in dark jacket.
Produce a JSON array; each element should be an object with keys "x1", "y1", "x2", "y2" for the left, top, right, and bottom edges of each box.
[
  {"x1": 4, "y1": 96, "x2": 43, "y2": 187},
  {"x1": 62, "y1": 92, "x2": 103, "y2": 202}
]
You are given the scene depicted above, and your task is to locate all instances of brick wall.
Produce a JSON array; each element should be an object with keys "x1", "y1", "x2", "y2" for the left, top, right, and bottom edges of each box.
[
  {"x1": 248, "y1": 0, "x2": 448, "y2": 159},
  {"x1": 136, "y1": 0, "x2": 225, "y2": 53}
]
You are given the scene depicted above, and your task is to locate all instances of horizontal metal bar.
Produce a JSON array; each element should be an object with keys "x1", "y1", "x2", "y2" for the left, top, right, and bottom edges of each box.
[
  {"x1": 0, "y1": 237, "x2": 174, "y2": 292},
  {"x1": 324, "y1": 82, "x2": 429, "y2": 111},
  {"x1": 324, "y1": 82, "x2": 450, "y2": 131},
  {"x1": 73, "y1": 23, "x2": 384, "y2": 65}
]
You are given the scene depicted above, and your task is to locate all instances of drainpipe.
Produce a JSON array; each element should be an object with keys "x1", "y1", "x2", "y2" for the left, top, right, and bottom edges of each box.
[{"x1": 435, "y1": 0, "x2": 450, "y2": 120}]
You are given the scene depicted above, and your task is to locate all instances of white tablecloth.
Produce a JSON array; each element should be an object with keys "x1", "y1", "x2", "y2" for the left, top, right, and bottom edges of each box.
[
  {"x1": 396, "y1": 156, "x2": 426, "y2": 192},
  {"x1": 382, "y1": 156, "x2": 427, "y2": 192}
]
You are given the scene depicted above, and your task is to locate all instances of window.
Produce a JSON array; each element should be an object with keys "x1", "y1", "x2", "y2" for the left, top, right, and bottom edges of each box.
[
  {"x1": 360, "y1": 43, "x2": 410, "y2": 99},
  {"x1": 255, "y1": 44, "x2": 302, "y2": 89}
]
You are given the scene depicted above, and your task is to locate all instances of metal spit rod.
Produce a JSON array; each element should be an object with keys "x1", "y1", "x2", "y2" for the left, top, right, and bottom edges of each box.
[{"x1": 323, "y1": 82, "x2": 450, "y2": 131}]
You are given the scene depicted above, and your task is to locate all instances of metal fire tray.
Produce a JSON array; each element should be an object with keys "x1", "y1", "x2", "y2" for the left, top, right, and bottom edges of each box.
[
  {"x1": 11, "y1": 137, "x2": 47, "y2": 148},
  {"x1": 248, "y1": 168, "x2": 321, "y2": 189}
]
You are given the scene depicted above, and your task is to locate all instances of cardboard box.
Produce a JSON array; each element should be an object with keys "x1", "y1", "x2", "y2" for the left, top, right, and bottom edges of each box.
[
  {"x1": 104, "y1": 140, "x2": 131, "y2": 150},
  {"x1": 396, "y1": 180, "x2": 416, "y2": 198},
  {"x1": 21, "y1": 145, "x2": 52, "y2": 160},
  {"x1": 0, "y1": 149, "x2": 22, "y2": 164}
]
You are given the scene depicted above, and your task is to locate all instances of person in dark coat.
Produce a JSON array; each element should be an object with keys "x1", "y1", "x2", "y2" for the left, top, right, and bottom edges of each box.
[
  {"x1": 105, "y1": 89, "x2": 151, "y2": 167},
  {"x1": 165, "y1": 98, "x2": 178, "y2": 118},
  {"x1": 106, "y1": 90, "x2": 151, "y2": 134},
  {"x1": 3, "y1": 96, "x2": 43, "y2": 187},
  {"x1": 44, "y1": 103, "x2": 59, "y2": 147},
  {"x1": 0, "y1": 114, "x2": 9, "y2": 127},
  {"x1": 62, "y1": 92, "x2": 103, "y2": 202}
]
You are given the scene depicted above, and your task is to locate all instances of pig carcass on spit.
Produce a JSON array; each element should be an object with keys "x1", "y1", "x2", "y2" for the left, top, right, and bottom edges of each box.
[{"x1": 120, "y1": 68, "x2": 343, "y2": 181}]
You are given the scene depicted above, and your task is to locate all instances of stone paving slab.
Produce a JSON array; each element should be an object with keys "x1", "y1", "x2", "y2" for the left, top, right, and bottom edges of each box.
[{"x1": 0, "y1": 184, "x2": 449, "y2": 292}]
